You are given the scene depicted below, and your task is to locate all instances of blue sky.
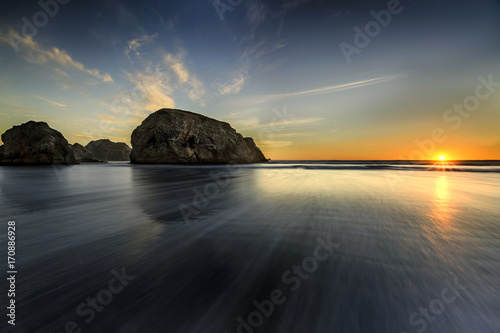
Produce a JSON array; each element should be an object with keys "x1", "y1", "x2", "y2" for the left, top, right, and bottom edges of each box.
[{"x1": 1, "y1": 0, "x2": 499, "y2": 159}]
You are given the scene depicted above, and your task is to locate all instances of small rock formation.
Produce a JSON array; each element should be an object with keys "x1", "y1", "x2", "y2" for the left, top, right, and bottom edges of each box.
[
  {"x1": 130, "y1": 108, "x2": 267, "y2": 164},
  {"x1": 72, "y1": 143, "x2": 101, "y2": 162},
  {"x1": 85, "y1": 139, "x2": 131, "y2": 161},
  {"x1": 0, "y1": 121, "x2": 77, "y2": 165}
]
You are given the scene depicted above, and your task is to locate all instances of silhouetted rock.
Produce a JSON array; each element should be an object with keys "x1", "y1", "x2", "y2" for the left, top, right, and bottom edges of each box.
[
  {"x1": 72, "y1": 143, "x2": 101, "y2": 162},
  {"x1": 85, "y1": 139, "x2": 131, "y2": 161},
  {"x1": 130, "y1": 108, "x2": 267, "y2": 164},
  {"x1": 0, "y1": 121, "x2": 77, "y2": 165}
]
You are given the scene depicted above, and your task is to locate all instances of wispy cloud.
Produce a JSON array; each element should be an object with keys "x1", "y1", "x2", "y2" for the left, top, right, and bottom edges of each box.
[
  {"x1": 274, "y1": 73, "x2": 408, "y2": 99},
  {"x1": 255, "y1": 140, "x2": 292, "y2": 148},
  {"x1": 23, "y1": 114, "x2": 47, "y2": 118},
  {"x1": 272, "y1": 132, "x2": 314, "y2": 138},
  {"x1": 123, "y1": 65, "x2": 176, "y2": 113},
  {"x1": 230, "y1": 117, "x2": 260, "y2": 128},
  {"x1": 271, "y1": 117, "x2": 323, "y2": 126},
  {"x1": 246, "y1": 1, "x2": 267, "y2": 36},
  {"x1": 0, "y1": 30, "x2": 113, "y2": 83},
  {"x1": 242, "y1": 41, "x2": 285, "y2": 60},
  {"x1": 125, "y1": 33, "x2": 158, "y2": 60},
  {"x1": 218, "y1": 74, "x2": 246, "y2": 95},
  {"x1": 53, "y1": 67, "x2": 68, "y2": 77},
  {"x1": 121, "y1": 35, "x2": 195, "y2": 110},
  {"x1": 35, "y1": 96, "x2": 66, "y2": 107},
  {"x1": 165, "y1": 51, "x2": 206, "y2": 103},
  {"x1": 238, "y1": 116, "x2": 323, "y2": 130},
  {"x1": 226, "y1": 73, "x2": 408, "y2": 107}
]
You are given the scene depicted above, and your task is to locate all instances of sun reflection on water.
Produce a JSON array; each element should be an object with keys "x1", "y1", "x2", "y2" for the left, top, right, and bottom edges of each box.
[{"x1": 428, "y1": 175, "x2": 455, "y2": 229}]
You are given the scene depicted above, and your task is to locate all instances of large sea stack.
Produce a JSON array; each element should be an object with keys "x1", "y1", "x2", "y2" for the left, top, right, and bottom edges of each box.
[
  {"x1": 85, "y1": 139, "x2": 131, "y2": 161},
  {"x1": 0, "y1": 121, "x2": 77, "y2": 165},
  {"x1": 130, "y1": 108, "x2": 267, "y2": 164}
]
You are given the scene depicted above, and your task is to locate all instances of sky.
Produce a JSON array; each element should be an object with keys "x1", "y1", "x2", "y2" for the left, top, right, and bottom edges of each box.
[{"x1": 0, "y1": 0, "x2": 499, "y2": 160}]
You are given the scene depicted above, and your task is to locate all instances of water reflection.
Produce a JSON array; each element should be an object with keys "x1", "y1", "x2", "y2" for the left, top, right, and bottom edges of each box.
[
  {"x1": 130, "y1": 165, "x2": 243, "y2": 223},
  {"x1": 429, "y1": 175, "x2": 455, "y2": 229}
]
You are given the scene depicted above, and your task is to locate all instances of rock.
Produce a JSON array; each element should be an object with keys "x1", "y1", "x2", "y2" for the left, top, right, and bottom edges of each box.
[
  {"x1": 72, "y1": 143, "x2": 101, "y2": 162},
  {"x1": 85, "y1": 139, "x2": 131, "y2": 161},
  {"x1": 0, "y1": 121, "x2": 78, "y2": 165},
  {"x1": 130, "y1": 108, "x2": 267, "y2": 164}
]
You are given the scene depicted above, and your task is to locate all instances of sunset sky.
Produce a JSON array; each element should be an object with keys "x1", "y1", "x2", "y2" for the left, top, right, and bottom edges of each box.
[{"x1": 1, "y1": 0, "x2": 499, "y2": 160}]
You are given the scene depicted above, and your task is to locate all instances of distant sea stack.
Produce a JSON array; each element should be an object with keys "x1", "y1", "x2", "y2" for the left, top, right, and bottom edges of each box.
[
  {"x1": 72, "y1": 143, "x2": 101, "y2": 163},
  {"x1": 85, "y1": 139, "x2": 131, "y2": 161},
  {"x1": 130, "y1": 108, "x2": 267, "y2": 164},
  {"x1": 0, "y1": 121, "x2": 77, "y2": 165}
]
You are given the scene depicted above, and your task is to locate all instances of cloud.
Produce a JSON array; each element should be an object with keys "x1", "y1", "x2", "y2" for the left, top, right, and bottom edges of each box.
[
  {"x1": 74, "y1": 133, "x2": 128, "y2": 142},
  {"x1": 227, "y1": 73, "x2": 408, "y2": 107},
  {"x1": 23, "y1": 114, "x2": 47, "y2": 118},
  {"x1": 35, "y1": 96, "x2": 66, "y2": 107},
  {"x1": 57, "y1": 83, "x2": 71, "y2": 90},
  {"x1": 272, "y1": 132, "x2": 314, "y2": 138},
  {"x1": 218, "y1": 74, "x2": 246, "y2": 95},
  {"x1": 246, "y1": 1, "x2": 267, "y2": 35},
  {"x1": 270, "y1": 117, "x2": 323, "y2": 126},
  {"x1": 53, "y1": 67, "x2": 68, "y2": 77},
  {"x1": 255, "y1": 140, "x2": 292, "y2": 148},
  {"x1": 122, "y1": 36, "x2": 205, "y2": 105},
  {"x1": 238, "y1": 116, "x2": 323, "y2": 130},
  {"x1": 73, "y1": 134, "x2": 95, "y2": 140},
  {"x1": 123, "y1": 64, "x2": 176, "y2": 113},
  {"x1": 0, "y1": 30, "x2": 113, "y2": 83},
  {"x1": 274, "y1": 73, "x2": 408, "y2": 99},
  {"x1": 242, "y1": 41, "x2": 285, "y2": 61},
  {"x1": 230, "y1": 117, "x2": 261, "y2": 128},
  {"x1": 125, "y1": 33, "x2": 158, "y2": 59},
  {"x1": 97, "y1": 114, "x2": 118, "y2": 121},
  {"x1": 165, "y1": 52, "x2": 206, "y2": 103}
]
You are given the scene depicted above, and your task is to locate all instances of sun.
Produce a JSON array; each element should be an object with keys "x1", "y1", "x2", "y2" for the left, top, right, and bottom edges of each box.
[{"x1": 439, "y1": 155, "x2": 446, "y2": 161}]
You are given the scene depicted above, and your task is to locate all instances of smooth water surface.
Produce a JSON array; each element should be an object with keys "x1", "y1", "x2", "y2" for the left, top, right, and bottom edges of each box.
[{"x1": 0, "y1": 162, "x2": 499, "y2": 333}]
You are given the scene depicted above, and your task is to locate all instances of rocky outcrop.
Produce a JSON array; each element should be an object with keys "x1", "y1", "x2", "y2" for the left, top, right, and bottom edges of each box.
[
  {"x1": 130, "y1": 108, "x2": 267, "y2": 164},
  {"x1": 0, "y1": 121, "x2": 78, "y2": 165},
  {"x1": 85, "y1": 139, "x2": 131, "y2": 161},
  {"x1": 72, "y1": 143, "x2": 101, "y2": 162}
]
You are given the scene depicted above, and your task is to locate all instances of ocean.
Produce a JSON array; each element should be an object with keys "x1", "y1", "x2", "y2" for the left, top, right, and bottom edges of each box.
[{"x1": 1, "y1": 161, "x2": 499, "y2": 332}]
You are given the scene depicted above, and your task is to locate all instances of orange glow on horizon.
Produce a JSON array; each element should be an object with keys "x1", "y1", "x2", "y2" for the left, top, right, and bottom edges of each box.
[{"x1": 262, "y1": 144, "x2": 498, "y2": 161}]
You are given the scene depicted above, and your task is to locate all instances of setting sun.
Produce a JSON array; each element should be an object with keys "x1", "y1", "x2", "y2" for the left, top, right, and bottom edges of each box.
[{"x1": 439, "y1": 156, "x2": 446, "y2": 161}]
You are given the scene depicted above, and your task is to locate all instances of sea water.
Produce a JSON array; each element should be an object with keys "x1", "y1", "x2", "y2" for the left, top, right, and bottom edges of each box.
[{"x1": 0, "y1": 161, "x2": 499, "y2": 332}]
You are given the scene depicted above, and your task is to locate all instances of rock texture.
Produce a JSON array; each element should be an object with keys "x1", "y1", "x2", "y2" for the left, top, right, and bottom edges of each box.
[
  {"x1": 130, "y1": 108, "x2": 267, "y2": 164},
  {"x1": 0, "y1": 121, "x2": 77, "y2": 165},
  {"x1": 85, "y1": 139, "x2": 131, "y2": 161},
  {"x1": 72, "y1": 143, "x2": 100, "y2": 162}
]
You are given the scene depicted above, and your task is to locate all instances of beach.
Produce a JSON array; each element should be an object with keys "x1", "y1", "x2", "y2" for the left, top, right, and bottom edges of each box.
[{"x1": 1, "y1": 162, "x2": 499, "y2": 332}]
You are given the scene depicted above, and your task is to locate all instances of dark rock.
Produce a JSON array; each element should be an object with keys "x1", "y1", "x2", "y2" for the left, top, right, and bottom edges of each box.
[
  {"x1": 72, "y1": 143, "x2": 101, "y2": 162},
  {"x1": 85, "y1": 139, "x2": 131, "y2": 161},
  {"x1": 130, "y1": 108, "x2": 267, "y2": 164},
  {"x1": 0, "y1": 121, "x2": 78, "y2": 165}
]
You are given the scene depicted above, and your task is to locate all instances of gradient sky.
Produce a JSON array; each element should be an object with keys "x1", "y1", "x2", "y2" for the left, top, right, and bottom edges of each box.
[{"x1": 1, "y1": 0, "x2": 499, "y2": 160}]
